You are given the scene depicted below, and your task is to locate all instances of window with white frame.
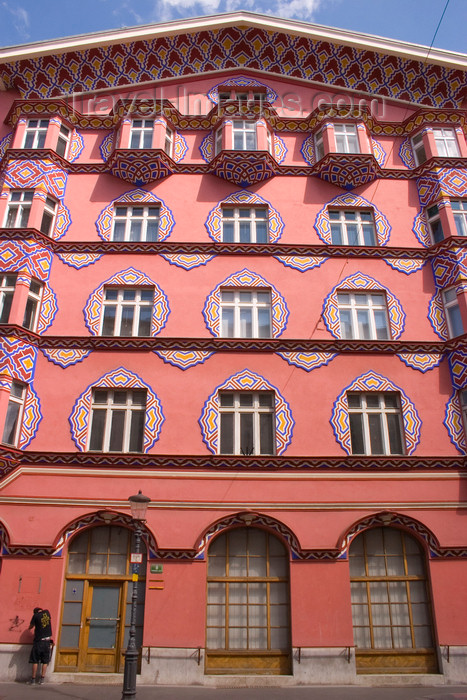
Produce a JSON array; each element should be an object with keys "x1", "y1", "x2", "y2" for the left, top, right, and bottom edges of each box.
[
  {"x1": 334, "y1": 123, "x2": 360, "y2": 153},
  {"x1": 4, "y1": 190, "x2": 33, "y2": 228},
  {"x1": 433, "y1": 128, "x2": 460, "y2": 157},
  {"x1": 219, "y1": 391, "x2": 275, "y2": 455},
  {"x1": 232, "y1": 120, "x2": 257, "y2": 150},
  {"x1": 56, "y1": 124, "x2": 71, "y2": 158},
  {"x1": 426, "y1": 204, "x2": 444, "y2": 244},
  {"x1": 2, "y1": 381, "x2": 26, "y2": 447},
  {"x1": 452, "y1": 200, "x2": 467, "y2": 236},
  {"x1": 337, "y1": 291, "x2": 390, "y2": 340},
  {"x1": 411, "y1": 133, "x2": 427, "y2": 166},
  {"x1": 315, "y1": 129, "x2": 325, "y2": 160},
  {"x1": 100, "y1": 287, "x2": 154, "y2": 336},
  {"x1": 221, "y1": 207, "x2": 268, "y2": 243},
  {"x1": 443, "y1": 288, "x2": 464, "y2": 337},
  {"x1": 347, "y1": 392, "x2": 404, "y2": 455},
  {"x1": 164, "y1": 127, "x2": 174, "y2": 157},
  {"x1": 22, "y1": 279, "x2": 43, "y2": 332},
  {"x1": 329, "y1": 209, "x2": 377, "y2": 246},
  {"x1": 0, "y1": 274, "x2": 16, "y2": 324},
  {"x1": 218, "y1": 88, "x2": 266, "y2": 105},
  {"x1": 215, "y1": 126, "x2": 223, "y2": 155},
  {"x1": 40, "y1": 196, "x2": 57, "y2": 236},
  {"x1": 88, "y1": 388, "x2": 147, "y2": 452},
  {"x1": 220, "y1": 288, "x2": 271, "y2": 338},
  {"x1": 112, "y1": 205, "x2": 160, "y2": 242},
  {"x1": 129, "y1": 120, "x2": 154, "y2": 149},
  {"x1": 22, "y1": 119, "x2": 48, "y2": 149}
]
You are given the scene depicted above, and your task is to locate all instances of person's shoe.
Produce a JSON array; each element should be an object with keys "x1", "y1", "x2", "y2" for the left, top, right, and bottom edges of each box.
[
  {"x1": 26, "y1": 677, "x2": 36, "y2": 684},
  {"x1": 38, "y1": 677, "x2": 45, "y2": 685}
]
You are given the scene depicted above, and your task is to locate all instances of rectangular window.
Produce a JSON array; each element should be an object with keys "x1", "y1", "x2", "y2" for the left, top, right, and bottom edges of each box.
[
  {"x1": 411, "y1": 133, "x2": 427, "y2": 166},
  {"x1": 443, "y1": 288, "x2": 464, "y2": 337},
  {"x1": 23, "y1": 279, "x2": 43, "y2": 331},
  {"x1": 220, "y1": 288, "x2": 271, "y2": 338},
  {"x1": 337, "y1": 292, "x2": 390, "y2": 340},
  {"x1": 329, "y1": 209, "x2": 376, "y2": 246},
  {"x1": 5, "y1": 190, "x2": 33, "y2": 228},
  {"x1": 100, "y1": 287, "x2": 154, "y2": 336},
  {"x1": 433, "y1": 128, "x2": 460, "y2": 157},
  {"x1": 164, "y1": 127, "x2": 174, "y2": 157},
  {"x1": 215, "y1": 126, "x2": 223, "y2": 155},
  {"x1": 219, "y1": 391, "x2": 275, "y2": 455},
  {"x1": 315, "y1": 129, "x2": 324, "y2": 160},
  {"x1": 56, "y1": 124, "x2": 71, "y2": 158},
  {"x1": 23, "y1": 119, "x2": 48, "y2": 149},
  {"x1": 112, "y1": 205, "x2": 160, "y2": 242},
  {"x1": 347, "y1": 392, "x2": 404, "y2": 455},
  {"x1": 88, "y1": 388, "x2": 147, "y2": 452},
  {"x1": 232, "y1": 121, "x2": 257, "y2": 150},
  {"x1": 129, "y1": 120, "x2": 154, "y2": 149},
  {"x1": 452, "y1": 200, "x2": 467, "y2": 237},
  {"x1": 2, "y1": 381, "x2": 26, "y2": 447},
  {"x1": 221, "y1": 207, "x2": 268, "y2": 243},
  {"x1": 334, "y1": 123, "x2": 360, "y2": 153},
  {"x1": 40, "y1": 196, "x2": 57, "y2": 236},
  {"x1": 0, "y1": 274, "x2": 16, "y2": 324},
  {"x1": 427, "y1": 205, "x2": 444, "y2": 244}
]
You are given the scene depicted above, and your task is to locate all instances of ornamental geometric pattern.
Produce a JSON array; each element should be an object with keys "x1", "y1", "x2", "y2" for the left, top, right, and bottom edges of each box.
[
  {"x1": 41, "y1": 349, "x2": 92, "y2": 368},
  {"x1": 0, "y1": 338, "x2": 37, "y2": 382},
  {"x1": 371, "y1": 137, "x2": 387, "y2": 167},
  {"x1": 331, "y1": 371, "x2": 421, "y2": 456},
  {"x1": 314, "y1": 193, "x2": 391, "y2": 245},
  {"x1": 322, "y1": 273, "x2": 405, "y2": 339},
  {"x1": 199, "y1": 369, "x2": 294, "y2": 456},
  {"x1": 68, "y1": 367, "x2": 164, "y2": 452},
  {"x1": 383, "y1": 258, "x2": 426, "y2": 275},
  {"x1": 317, "y1": 155, "x2": 378, "y2": 189},
  {"x1": 444, "y1": 392, "x2": 466, "y2": 454},
  {"x1": 431, "y1": 247, "x2": 467, "y2": 289},
  {"x1": 160, "y1": 254, "x2": 215, "y2": 270},
  {"x1": 203, "y1": 269, "x2": 289, "y2": 338},
  {"x1": 207, "y1": 77, "x2": 279, "y2": 105},
  {"x1": 397, "y1": 353, "x2": 443, "y2": 373},
  {"x1": 417, "y1": 168, "x2": 467, "y2": 207},
  {"x1": 68, "y1": 131, "x2": 84, "y2": 162},
  {"x1": 427, "y1": 290, "x2": 448, "y2": 339},
  {"x1": 19, "y1": 382, "x2": 41, "y2": 449},
  {"x1": 3, "y1": 28, "x2": 464, "y2": 108},
  {"x1": 274, "y1": 255, "x2": 327, "y2": 272},
  {"x1": 199, "y1": 133, "x2": 213, "y2": 162},
  {"x1": 0, "y1": 132, "x2": 12, "y2": 158},
  {"x1": 95, "y1": 187, "x2": 174, "y2": 242},
  {"x1": 154, "y1": 350, "x2": 214, "y2": 370},
  {"x1": 211, "y1": 151, "x2": 277, "y2": 187},
  {"x1": 276, "y1": 351, "x2": 337, "y2": 372},
  {"x1": 300, "y1": 134, "x2": 316, "y2": 165},
  {"x1": 0, "y1": 240, "x2": 52, "y2": 281},
  {"x1": 412, "y1": 209, "x2": 431, "y2": 247},
  {"x1": 99, "y1": 132, "x2": 114, "y2": 161},
  {"x1": 57, "y1": 253, "x2": 103, "y2": 269},
  {"x1": 173, "y1": 132, "x2": 188, "y2": 162},
  {"x1": 36, "y1": 283, "x2": 58, "y2": 333},
  {"x1": 107, "y1": 151, "x2": 174, "y2": 185},
  {"x1": 448, "y1": 350, "x2": 467, "y2": 390},
  {"x1": 83, "y1": 267, "x2": 170, "y2": 336},
  {"x1": 3, "y1": 158, "x2": 67, "y2": 199},
  {"x1": 205, "y1": 189, "x2": 284, "y2": 243},
  {"x1": 274, "y1": 135, "x2": 287, "y2": 164},
  {"x1": 54, "y1": 202, "x2": 72, "y2": 240},
  {"x1": 399, "y1": 138, "x2": 415, "y2": 168}
]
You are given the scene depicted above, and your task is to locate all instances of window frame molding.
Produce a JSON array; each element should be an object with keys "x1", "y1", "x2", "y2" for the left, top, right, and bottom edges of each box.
[
  {"x1": 337, "y1": 290, "x2": 391, "y2": 340},
  {"x1": 87, "y1": 386, "x2": 148, "y2": 453},
  {"x1": 314, "y1": 193, "x2": 391, "y2": 246},
  {"x1": 346, "y1": 391, "x2": 405, "y2": 455},
  {"x1": 219, "y1": 287, "x2": 272, "y2": 339},
  {"x1": 100, "y1": 285, "x2": 155, "y2": 337},
  {"x1": 95, "y1": 188, "x2": 175, "y2": 242},
  {"x1": 205, "y1": 189, "x2": 284, "y2": 244}
]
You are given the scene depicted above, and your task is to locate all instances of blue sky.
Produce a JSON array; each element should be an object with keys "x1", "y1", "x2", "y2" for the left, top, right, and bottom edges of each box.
[{"x1": 0, "y1": 0, "x2": 465, "y2": 52}]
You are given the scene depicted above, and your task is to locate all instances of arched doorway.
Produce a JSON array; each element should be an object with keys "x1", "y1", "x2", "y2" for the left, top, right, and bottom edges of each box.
[
  {"x1": 56, "y1": 525, "x2": 146, "y2": 673},
  {"x1": 206, "y1": 526, "x2": 291, "y2": 675},
  {"x1": 349, "y1": 526, "x2": 437, "y2": 674}
]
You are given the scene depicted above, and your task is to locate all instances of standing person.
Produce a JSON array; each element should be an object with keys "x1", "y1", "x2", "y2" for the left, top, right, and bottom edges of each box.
[{"x1": 27, "y1": 607, "x2": 53, "y2": 685}]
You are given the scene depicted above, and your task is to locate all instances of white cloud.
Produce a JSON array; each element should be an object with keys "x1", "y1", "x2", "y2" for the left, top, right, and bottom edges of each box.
[{"x1": 1, "y1": 1, "x2": 30, "y2": 40}]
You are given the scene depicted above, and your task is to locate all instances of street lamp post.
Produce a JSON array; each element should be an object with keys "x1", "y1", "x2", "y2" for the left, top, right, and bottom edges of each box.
[{"x1": 122, "y1": 490, "x2": 151, "y2": 700}]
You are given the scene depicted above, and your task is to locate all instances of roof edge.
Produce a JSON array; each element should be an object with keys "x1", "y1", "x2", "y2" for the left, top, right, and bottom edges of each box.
[{"x1": 0, "y1": 11, "x2": 466, "y2": 69}]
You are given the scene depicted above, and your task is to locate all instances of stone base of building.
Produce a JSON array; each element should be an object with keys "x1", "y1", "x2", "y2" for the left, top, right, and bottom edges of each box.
[{"x1": 1, "y1": 644, "x2": 467, "y2": 687}]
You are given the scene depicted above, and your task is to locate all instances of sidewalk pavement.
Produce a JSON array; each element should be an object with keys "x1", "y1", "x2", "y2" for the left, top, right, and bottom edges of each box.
[{"x1": 1, "y1": 683, "x2": 466, "y2": 700}]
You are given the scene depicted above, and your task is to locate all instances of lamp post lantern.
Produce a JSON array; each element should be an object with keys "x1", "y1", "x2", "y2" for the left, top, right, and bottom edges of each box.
[{"x1": 121, "y1": 490, "x2": 151, "y2": 700}]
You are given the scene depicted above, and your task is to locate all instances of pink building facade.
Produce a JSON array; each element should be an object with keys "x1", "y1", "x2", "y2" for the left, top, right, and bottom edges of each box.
[{"x1": 0, "y1": 12, "x2": 466, "y2": 686}]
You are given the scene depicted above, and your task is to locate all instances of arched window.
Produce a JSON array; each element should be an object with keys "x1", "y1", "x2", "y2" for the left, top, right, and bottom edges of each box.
[
  {"x1": 206, "y1": 527, "x2": 291, "y2": 674},
  {"x1": 56, "y1": 525, "x2": 146, "y2": 674},
  {"x1": 349, "y1": 527, "x2": 437, "y2": 674}
]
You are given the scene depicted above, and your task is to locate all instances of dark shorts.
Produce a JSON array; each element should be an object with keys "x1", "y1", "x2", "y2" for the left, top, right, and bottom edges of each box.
[{"x1": 29, "y1": 639, "x2": 51, "y2": 664}]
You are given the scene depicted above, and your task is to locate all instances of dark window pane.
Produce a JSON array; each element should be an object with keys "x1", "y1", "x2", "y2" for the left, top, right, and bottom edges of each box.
[
  {"x1": 2, "y1": 401, "x2": 21, "y2": 445},
  {"x1": 368, "y1": 414, "x2": 384, "y2": 454},
  {"x1": 259, "y1": 413, "x2": 274, "y2": 454},
  {"x1": 89, "y1": 410, "x2": 106, "y2": 451},
  {"x1": 387, "y1": 414, "x2": 403, "y2": 454},
  {"x1": 119, "y1": 307, "x2": 134, "y2": 336},
  {"x1": 349, "y1": 413, "x2": 364, "y2": 454},
  {"x1": 109, "y1": 411, "x2": 125, "y2": 451},
  {"x1": 220, "y1": 413, "x2": 234, "y2": 453},
  {"x1": 0, "y1": 293, "x2": 13, "y2": 323},
  {"x1": 129, "y1": 410, "x2": 145, "y2": 452},
  {"x1": 101, "y1": 307, "x2": 116, "y2": 335},
  {"x1": 138, "y1": 307, "x2": 152, "y2": 336},
  {"x1": 240, "y1": 413, "x2": 253, "y2": 454}
]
